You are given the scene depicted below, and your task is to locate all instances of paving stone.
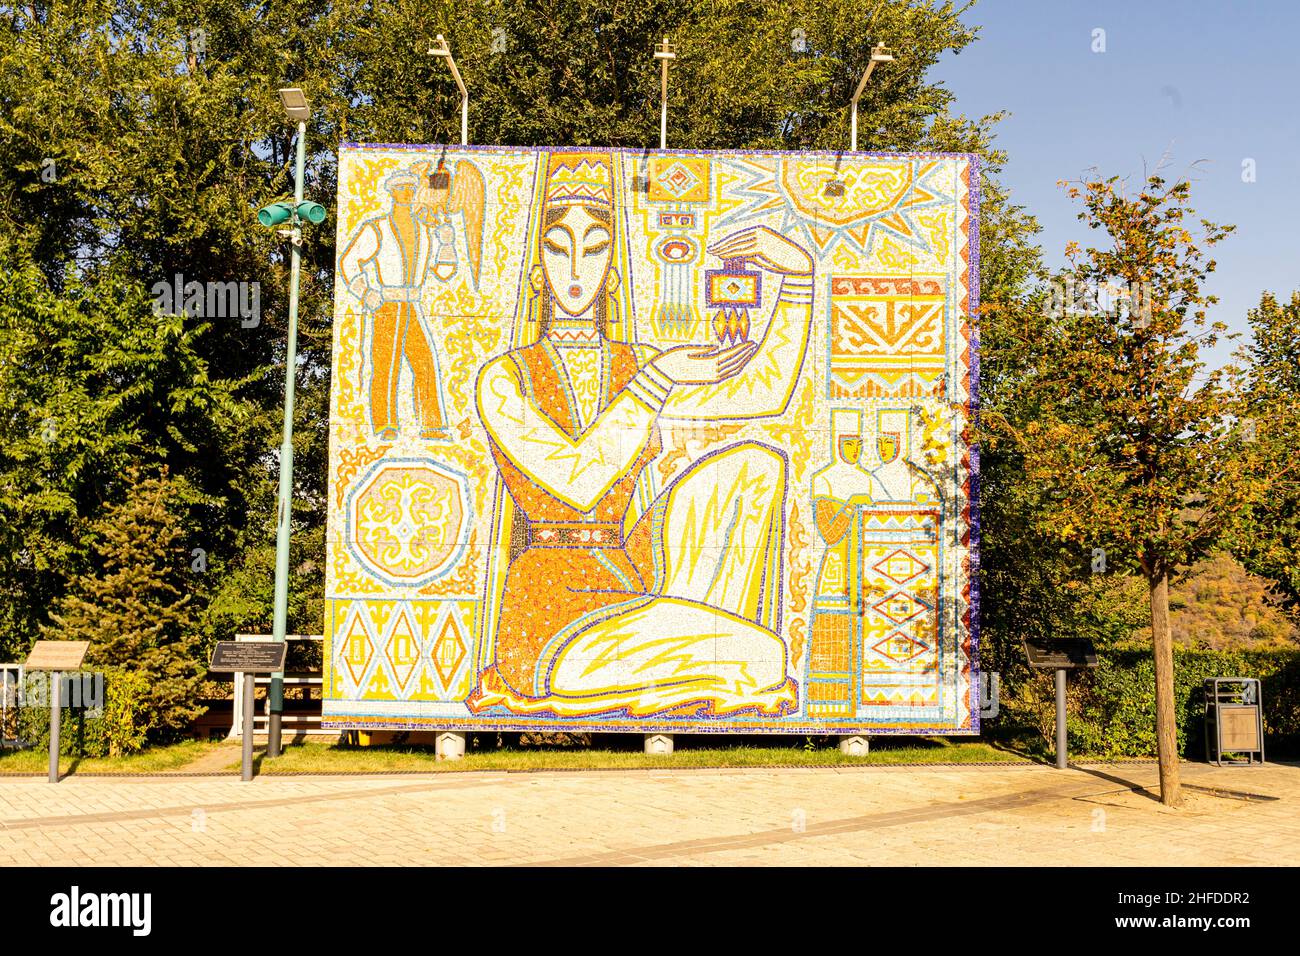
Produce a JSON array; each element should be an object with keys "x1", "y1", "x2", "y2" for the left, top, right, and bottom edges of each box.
[{"x1": 0, "y1": 762, "x2": 1295, "y2": 866}]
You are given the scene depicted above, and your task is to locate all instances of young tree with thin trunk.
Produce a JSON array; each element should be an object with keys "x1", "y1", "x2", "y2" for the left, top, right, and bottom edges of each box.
[{"x1": 984, "y1": 172, "x2": 1255, "y2": 806}]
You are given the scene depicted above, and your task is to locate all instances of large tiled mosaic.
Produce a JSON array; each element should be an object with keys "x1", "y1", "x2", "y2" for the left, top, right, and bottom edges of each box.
[{"x1": 324, "y1": 145, "x2": 980, "y2": 733}]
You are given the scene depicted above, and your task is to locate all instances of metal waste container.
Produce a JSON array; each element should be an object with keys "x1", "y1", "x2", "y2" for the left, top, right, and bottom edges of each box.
[{"x1": 1203, "y1": 677, "x2": 1264, "y2": 766}]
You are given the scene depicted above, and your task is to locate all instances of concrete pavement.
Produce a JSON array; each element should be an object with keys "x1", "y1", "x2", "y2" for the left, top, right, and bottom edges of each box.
[{"x1": 0, "y1": 761, "x2": 1295, "y2": 866}]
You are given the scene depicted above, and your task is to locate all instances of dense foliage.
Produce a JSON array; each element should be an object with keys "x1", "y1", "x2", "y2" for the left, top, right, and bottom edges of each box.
[
  {"x1": 18, "y1": 666, "x2": 152, "y2": 757},
  {"x1": 1228, "y1": 291, "x2": 1300, "y2": 609},
  {"x1": 42, "y1": 467, "x2": 205, "y2": 740},
  {"x1": 999, "y1": 648, "x2": 1300, "y2": 760}
]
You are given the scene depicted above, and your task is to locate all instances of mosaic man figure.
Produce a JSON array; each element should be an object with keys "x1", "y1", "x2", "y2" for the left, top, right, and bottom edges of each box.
[
  {"x1": 340, "y1": 164, "x2": 485, "y2": 440},
  {"x1": 471, "y1": 152, "x2": 816, "y2": 718}
]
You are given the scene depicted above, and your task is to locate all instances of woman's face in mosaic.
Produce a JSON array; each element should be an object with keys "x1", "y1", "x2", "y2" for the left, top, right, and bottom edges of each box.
[
  {"x1": 542, "y1": 205, "x2": 612, "y2": 316},
  {"x1": 838, "y1": 435, "x2": 863, "y2": 465}
]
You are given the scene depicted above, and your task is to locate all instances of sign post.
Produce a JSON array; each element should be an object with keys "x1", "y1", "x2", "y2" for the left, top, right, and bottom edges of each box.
[
  {"x1": 209, "y1": 641, "x2": 289, "y2": 781},
  {"x1": 49, "y1": 671, "x2": 60, "y2": 782},
  {"x1": 1055, "y1": 667, "x2": 1067, "y2": 769},
  {"x1": 1022, "y1": 638, "x2": 1099, "y2": 769},
  {"x1": 240, "y1": 669, "x2": 256, "y2": 781},
  {"x1": 24, "y1": 641, "x2": 90, "y2": 784}
]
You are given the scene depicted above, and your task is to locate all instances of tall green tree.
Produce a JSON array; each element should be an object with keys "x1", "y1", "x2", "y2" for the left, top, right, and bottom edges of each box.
[
  {"x1": 984, "y1": 173, "x2": 1254, "y2": 806},
  {"x1": 975, "y1": 183, "x2": 1156, "y2": 699},
  {"x1": 1229, "y1": 291, "x2": 1300, "y2": 608},
  {"x1": 342, "y1": 0, "x2": 981, "y2": 151},
  {"x1": 43, "y1": 466, "x2": 205, "y2": 740},
  {"x1": 0, "y1": 1, "x2": 347, "y2": 659},
  {"x1": 0, "y1": 264, "x2": 251, "y2": 660}
]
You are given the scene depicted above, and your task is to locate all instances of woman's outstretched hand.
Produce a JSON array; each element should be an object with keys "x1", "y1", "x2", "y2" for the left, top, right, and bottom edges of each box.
[
  {"x1": 707, "y1": 225, "x2": 814, "y2": 276},
  {"x1": 651, "y1": 341, "x2": 759, "y2": 384}
]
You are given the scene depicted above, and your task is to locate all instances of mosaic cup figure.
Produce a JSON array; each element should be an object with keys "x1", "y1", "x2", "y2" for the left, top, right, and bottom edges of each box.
[
  {"x1": 472, "y1": 152, "x2": 817, "y2": 718},
  {"x1": 339, "y1": 167, "x2": 451, "y2": 442},
  {"x1": 807, "y1": 412, "x2": 878, "y2": 712}
]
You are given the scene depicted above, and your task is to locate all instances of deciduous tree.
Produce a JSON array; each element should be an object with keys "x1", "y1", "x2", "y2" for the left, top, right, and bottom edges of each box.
[
  {"x1": 1229, "y1": 292, "x2": 1300, "y2": 609},
  {"x1": 984, "y1": 172, "x2": 1249, "y2": 806}
]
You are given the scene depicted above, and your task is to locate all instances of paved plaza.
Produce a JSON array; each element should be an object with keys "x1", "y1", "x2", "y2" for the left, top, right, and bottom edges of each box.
[{"x1": 0, "y1": 761, "x2": 1296, "y2": 866}]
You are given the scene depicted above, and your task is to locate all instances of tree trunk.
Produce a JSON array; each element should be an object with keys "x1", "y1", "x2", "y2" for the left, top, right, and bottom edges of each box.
[{"x1": 1149, "y1": 569, "x2": 1182, "y2": 807}]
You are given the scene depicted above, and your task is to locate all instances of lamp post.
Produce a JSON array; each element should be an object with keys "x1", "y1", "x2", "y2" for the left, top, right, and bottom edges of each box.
[
  {"x1": 654, "y1": 37, "x2": 676, "y2": 150},
  {"x1": 257, "y1": 87, "x2": 322, "y2": 758},
  {"x1": 428, "y1": 34, "x2": 468, "y2": 146},
  {"x1": 849, "y1": 44, "x2": 894, "y2": 151}
]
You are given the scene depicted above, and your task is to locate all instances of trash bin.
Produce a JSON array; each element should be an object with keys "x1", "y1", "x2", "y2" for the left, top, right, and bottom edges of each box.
[{"x1": 1203, "y1": 677, "x2": 1264, "y2": 766}]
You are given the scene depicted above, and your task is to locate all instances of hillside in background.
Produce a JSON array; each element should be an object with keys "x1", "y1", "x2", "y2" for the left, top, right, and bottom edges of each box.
[{"x1": 1166, "y1": 552, "x2": 1299, "y2": 649}]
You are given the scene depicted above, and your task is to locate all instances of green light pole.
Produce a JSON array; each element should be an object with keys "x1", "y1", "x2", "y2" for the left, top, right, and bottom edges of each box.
[{"x1": 257, "y1": 87, "x2": 324, "y2": 758}]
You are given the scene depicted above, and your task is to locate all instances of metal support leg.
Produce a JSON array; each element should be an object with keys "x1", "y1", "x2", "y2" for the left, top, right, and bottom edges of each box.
[
  {"x1": 241, "y1": 673, "x2": 256, "y2": 781},
  {"x1": 48, "y1": 671, "x2": 61, "y2": 783},
  {"x1": 1055, "y1": 667, "x2": 1068, "y2": 769}
]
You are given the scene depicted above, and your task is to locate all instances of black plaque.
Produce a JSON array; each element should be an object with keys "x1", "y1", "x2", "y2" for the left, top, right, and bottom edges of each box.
[
  {"x1": 1022, "y1": 637, "x2": 1098, "y2": 670},
  {"x1": 210, "y1": 641, "x2": 288, "y2": 673}
]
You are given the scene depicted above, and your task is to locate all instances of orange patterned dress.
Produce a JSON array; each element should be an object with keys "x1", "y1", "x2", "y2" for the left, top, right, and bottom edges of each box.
[{"x1": 483, "y1": 337, "x2": 665, "y2": 699}]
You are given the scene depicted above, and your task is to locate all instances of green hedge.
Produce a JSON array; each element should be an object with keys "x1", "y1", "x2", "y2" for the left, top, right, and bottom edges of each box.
[
  {"x1": 999, "y1": 648, "x2": 1300, "y2": 758},
  {"x1": 16, "y1": 667, "x2": 150, "y2": 757}
]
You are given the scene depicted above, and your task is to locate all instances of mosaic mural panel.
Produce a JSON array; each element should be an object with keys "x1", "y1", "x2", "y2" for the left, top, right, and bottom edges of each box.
[{"x1": 324, "y1": 145, "x2": 979, "y2": 733}]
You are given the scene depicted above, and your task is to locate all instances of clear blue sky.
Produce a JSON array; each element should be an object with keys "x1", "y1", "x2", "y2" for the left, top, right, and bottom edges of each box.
[{"x1": 930, "y1": 0, "x2": 1298, "y2": 366}]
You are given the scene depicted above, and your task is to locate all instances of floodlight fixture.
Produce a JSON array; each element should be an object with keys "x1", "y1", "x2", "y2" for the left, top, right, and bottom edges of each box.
[
  {"x1": 257, "y1": 200, "x2": 326, "y2": 227},
  {"x1": 278, "y1": 87, "x2": 311, "y2": 122}
]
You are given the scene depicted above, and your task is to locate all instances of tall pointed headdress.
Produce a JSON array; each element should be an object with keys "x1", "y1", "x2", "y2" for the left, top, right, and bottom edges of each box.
[{"x1": 543, "y1": 153, "x2": 614, "y2": 209}]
